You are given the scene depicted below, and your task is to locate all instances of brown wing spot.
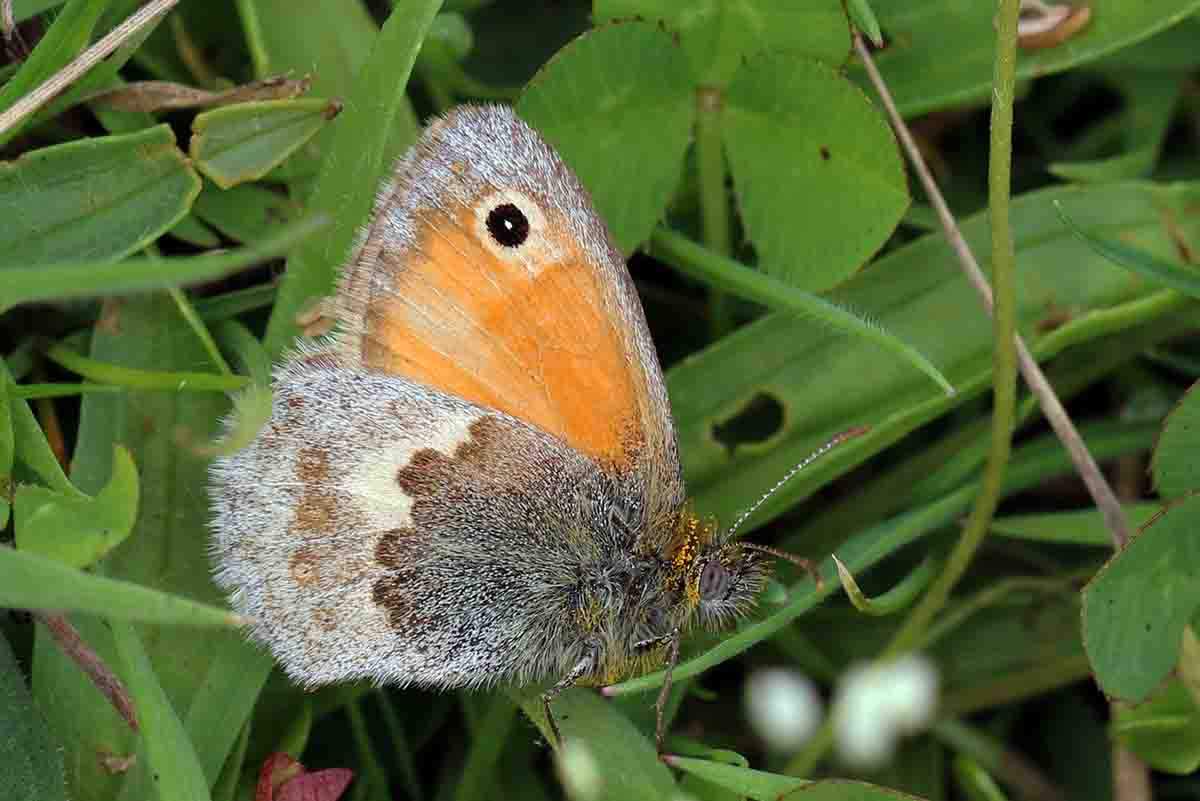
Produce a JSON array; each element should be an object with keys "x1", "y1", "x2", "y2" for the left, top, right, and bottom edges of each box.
[
  {"x1": 372, "y1": 568, "x2": 436, "y2": 637},
  {"x1": 289, "y1": 546, "x2": 321, "y2": 588},
  {"x1": 312, "y1": 606, "x2": 338, "y2": 632},
  {"x1": 394, "y1": 416, "x2": 507, "y2": 499},
  {"x1": 375, "y1": 528, "x2": 418, "y2": 568},
  {"x1": 289, "y1": 447, "x2": 336, "y2": 537}
]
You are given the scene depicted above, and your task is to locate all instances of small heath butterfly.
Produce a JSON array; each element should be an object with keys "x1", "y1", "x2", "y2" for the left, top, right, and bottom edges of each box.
[{"x1": 209, "y1": 104, "x2": 845, "y2": 748}]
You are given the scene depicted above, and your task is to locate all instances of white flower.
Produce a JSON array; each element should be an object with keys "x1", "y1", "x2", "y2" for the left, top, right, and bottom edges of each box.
[
  {"x1": 745, "y1": 668, "x2": 824, "y2": 751},
  {"x1": 832, "y1": 655, "x2": 939, "y2": 769}
]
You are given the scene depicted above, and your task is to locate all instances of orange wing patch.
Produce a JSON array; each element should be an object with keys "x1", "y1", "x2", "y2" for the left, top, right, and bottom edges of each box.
[{"x1": 356, "y1": 202, "x2": 643, "y2": 468}]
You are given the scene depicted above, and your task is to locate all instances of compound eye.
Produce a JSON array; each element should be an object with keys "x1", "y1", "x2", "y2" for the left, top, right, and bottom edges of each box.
[{"x1": 699, "y1": 560, "x2": 731, "y2": 601}]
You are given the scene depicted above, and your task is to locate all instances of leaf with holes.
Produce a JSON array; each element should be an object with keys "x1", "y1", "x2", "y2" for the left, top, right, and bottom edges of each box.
[{"x1": 667, "y1": 181, "x2": 1195, "y2": 529}]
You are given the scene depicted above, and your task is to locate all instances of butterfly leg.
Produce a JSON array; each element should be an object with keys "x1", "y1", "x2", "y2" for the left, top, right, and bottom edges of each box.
[
  {"x1": 541, "y1": 648, "x2": 597, "y2": 748},
  {"x1": 636, "y1": 627, "x2": 681, "y2": 755}
]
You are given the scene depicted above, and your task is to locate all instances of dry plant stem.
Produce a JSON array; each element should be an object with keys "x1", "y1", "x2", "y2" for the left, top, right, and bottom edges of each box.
[
  {"x1": 1, "y1": 0, "x2": 13, "y2": 39},
  {"x1": 0, "y1": 0, "x2": 180, "y2": 138},
  {"x1": 1113, "y1": 741, "x2": 1152, "y2": 801},
  {"x1": 854, "y1": 34, "x2": 1131, "y2": 551},
  {"x1": 35, "y1": 612, "x2": 139, "y2": 732}
]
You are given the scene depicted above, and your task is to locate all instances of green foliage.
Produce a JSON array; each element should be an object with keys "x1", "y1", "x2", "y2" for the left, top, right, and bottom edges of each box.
[
  {"x1": 2, "y1": 1, "x2": 1200, "y2": 800},
  {"x1": 0, "y1": 634, "x2": 66, "y2": 801}
]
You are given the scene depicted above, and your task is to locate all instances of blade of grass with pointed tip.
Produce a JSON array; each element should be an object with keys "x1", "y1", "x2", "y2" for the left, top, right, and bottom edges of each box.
[
  {"x1": 668, "y1": 182, "x2": 1199, "y2": 531},
  {"x1": 111, "y1": 621, "x2": 211, "y2": 801},
  {"x1": 652, "y1": 228, "x2": 952, "y2": 396},
  {"x1": 1056, "y1": 201, "x2": 1200, "y2": 300},
  {"x1": 263, "y1": 0, "x2": 443, "y2": 359},
  {"x1": 0, "y1": 214, "x2": 327, "y2": 307},
  {"x1": 0, "y1": 547, "x2": 240, "y2": 625},
  {"x1": 0, "y1": 0, "x2": 109, "y2": 147}
]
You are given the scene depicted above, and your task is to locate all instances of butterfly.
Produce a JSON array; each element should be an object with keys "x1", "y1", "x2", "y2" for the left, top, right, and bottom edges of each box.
[{"x1": 209, "y1": 103, "x2": 833, "y2": 749}]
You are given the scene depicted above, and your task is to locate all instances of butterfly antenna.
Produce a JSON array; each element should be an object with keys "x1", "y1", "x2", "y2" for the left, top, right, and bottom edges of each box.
[{"x1": 723, "y1": 425, "x2": 870, "y2": 540}]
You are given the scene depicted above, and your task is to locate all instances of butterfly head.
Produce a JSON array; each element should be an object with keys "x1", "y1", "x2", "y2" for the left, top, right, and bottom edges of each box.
[{"x1": 662, "y1": 509, "x2": 771, "y2": 632}]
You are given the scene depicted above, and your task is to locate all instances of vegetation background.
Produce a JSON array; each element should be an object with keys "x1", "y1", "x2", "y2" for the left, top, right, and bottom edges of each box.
[{"x1": 2, "y1": 1, "x2": 1200, "y2": 800}]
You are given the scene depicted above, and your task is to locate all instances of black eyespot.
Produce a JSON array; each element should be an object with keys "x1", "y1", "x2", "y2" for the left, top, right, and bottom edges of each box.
[
  {"x1": 486, "y1": 202, "x2": 530, "y2": 247},
  {"x1": 699, "y1": 561, "x2": 731, "y2": 601}
]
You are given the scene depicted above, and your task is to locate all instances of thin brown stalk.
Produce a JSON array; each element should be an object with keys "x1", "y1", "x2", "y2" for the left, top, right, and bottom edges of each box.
[
  {"x1": 0, "y1": 0, "x2": 180, "y2": 139},
  {"x1": 853, "y1": 33, "x2": 1131, "y2": 550},
  {"x1": 35, "y1": 612, "x2": 139, "y2": 732}
]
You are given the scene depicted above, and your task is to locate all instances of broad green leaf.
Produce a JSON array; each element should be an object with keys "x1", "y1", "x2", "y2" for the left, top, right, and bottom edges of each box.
[
  {"x1": 1049, "y1": 72, "x2": 1181, "y2": 182},
  {"x1": 0, "y1": 125, "x2": 200, "y2": 268},
  {"x1": 0, "y1": 214, "x2": 326, "y2": 307},
  {"x1": 0, "y1": 632, "x2": 67, "y2": 801},
  {"x1": 990, "y1": 504, "x2": 1162, "y2": 546},
  {"x1": 1113, "y1": 679, "x2": 1200, "y2": 774},
  {"x1": 594, "y1": 0, "x2": 850, "y2": 83},
  {"x1": 518, "y1": 22, "x2": 694, "y2": 256},
  {"x1": 111, "y1": 621, "x2": 211, "y2": 801},
  {"x1": 0, "y1": 0, "x2": 109, "y2": 148},
  {"x1": 0, "y1": 546, "x2": 240, "y2": 625},
  {"x1": 667, "y1": 182, "x2": 1199, "y2": 529},
  {"x1": 850, "y1": 0, "x2": 1200, "y2": 117},
  {"x1": 14, "y1": 445, "x2": 139, "y2": 568},
  {"x1": 517, "y1": 689, "x2": 677, "y2": 800},
  {"x1": 191, "y1": 98, "x2": 343, "y2": 189},
  {"x1": 1083, "y1": 493, "x2": 1200, "y2": 702},
  {"x1": 263, "y1": 0, "x2": 442, "y2": 358},
  {"x1": 1151, "y1": 381, "x2": 1200, "y2": 498},
  {"x1": 1099, "y1": 14, "x2": 1200, "y2": 71},
  {"x1": 192, "y1": 182, "x2": 302, "y2": 244},
  {"x1": 723, "y1": 53, "x2": 907, "y2": 290}
]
